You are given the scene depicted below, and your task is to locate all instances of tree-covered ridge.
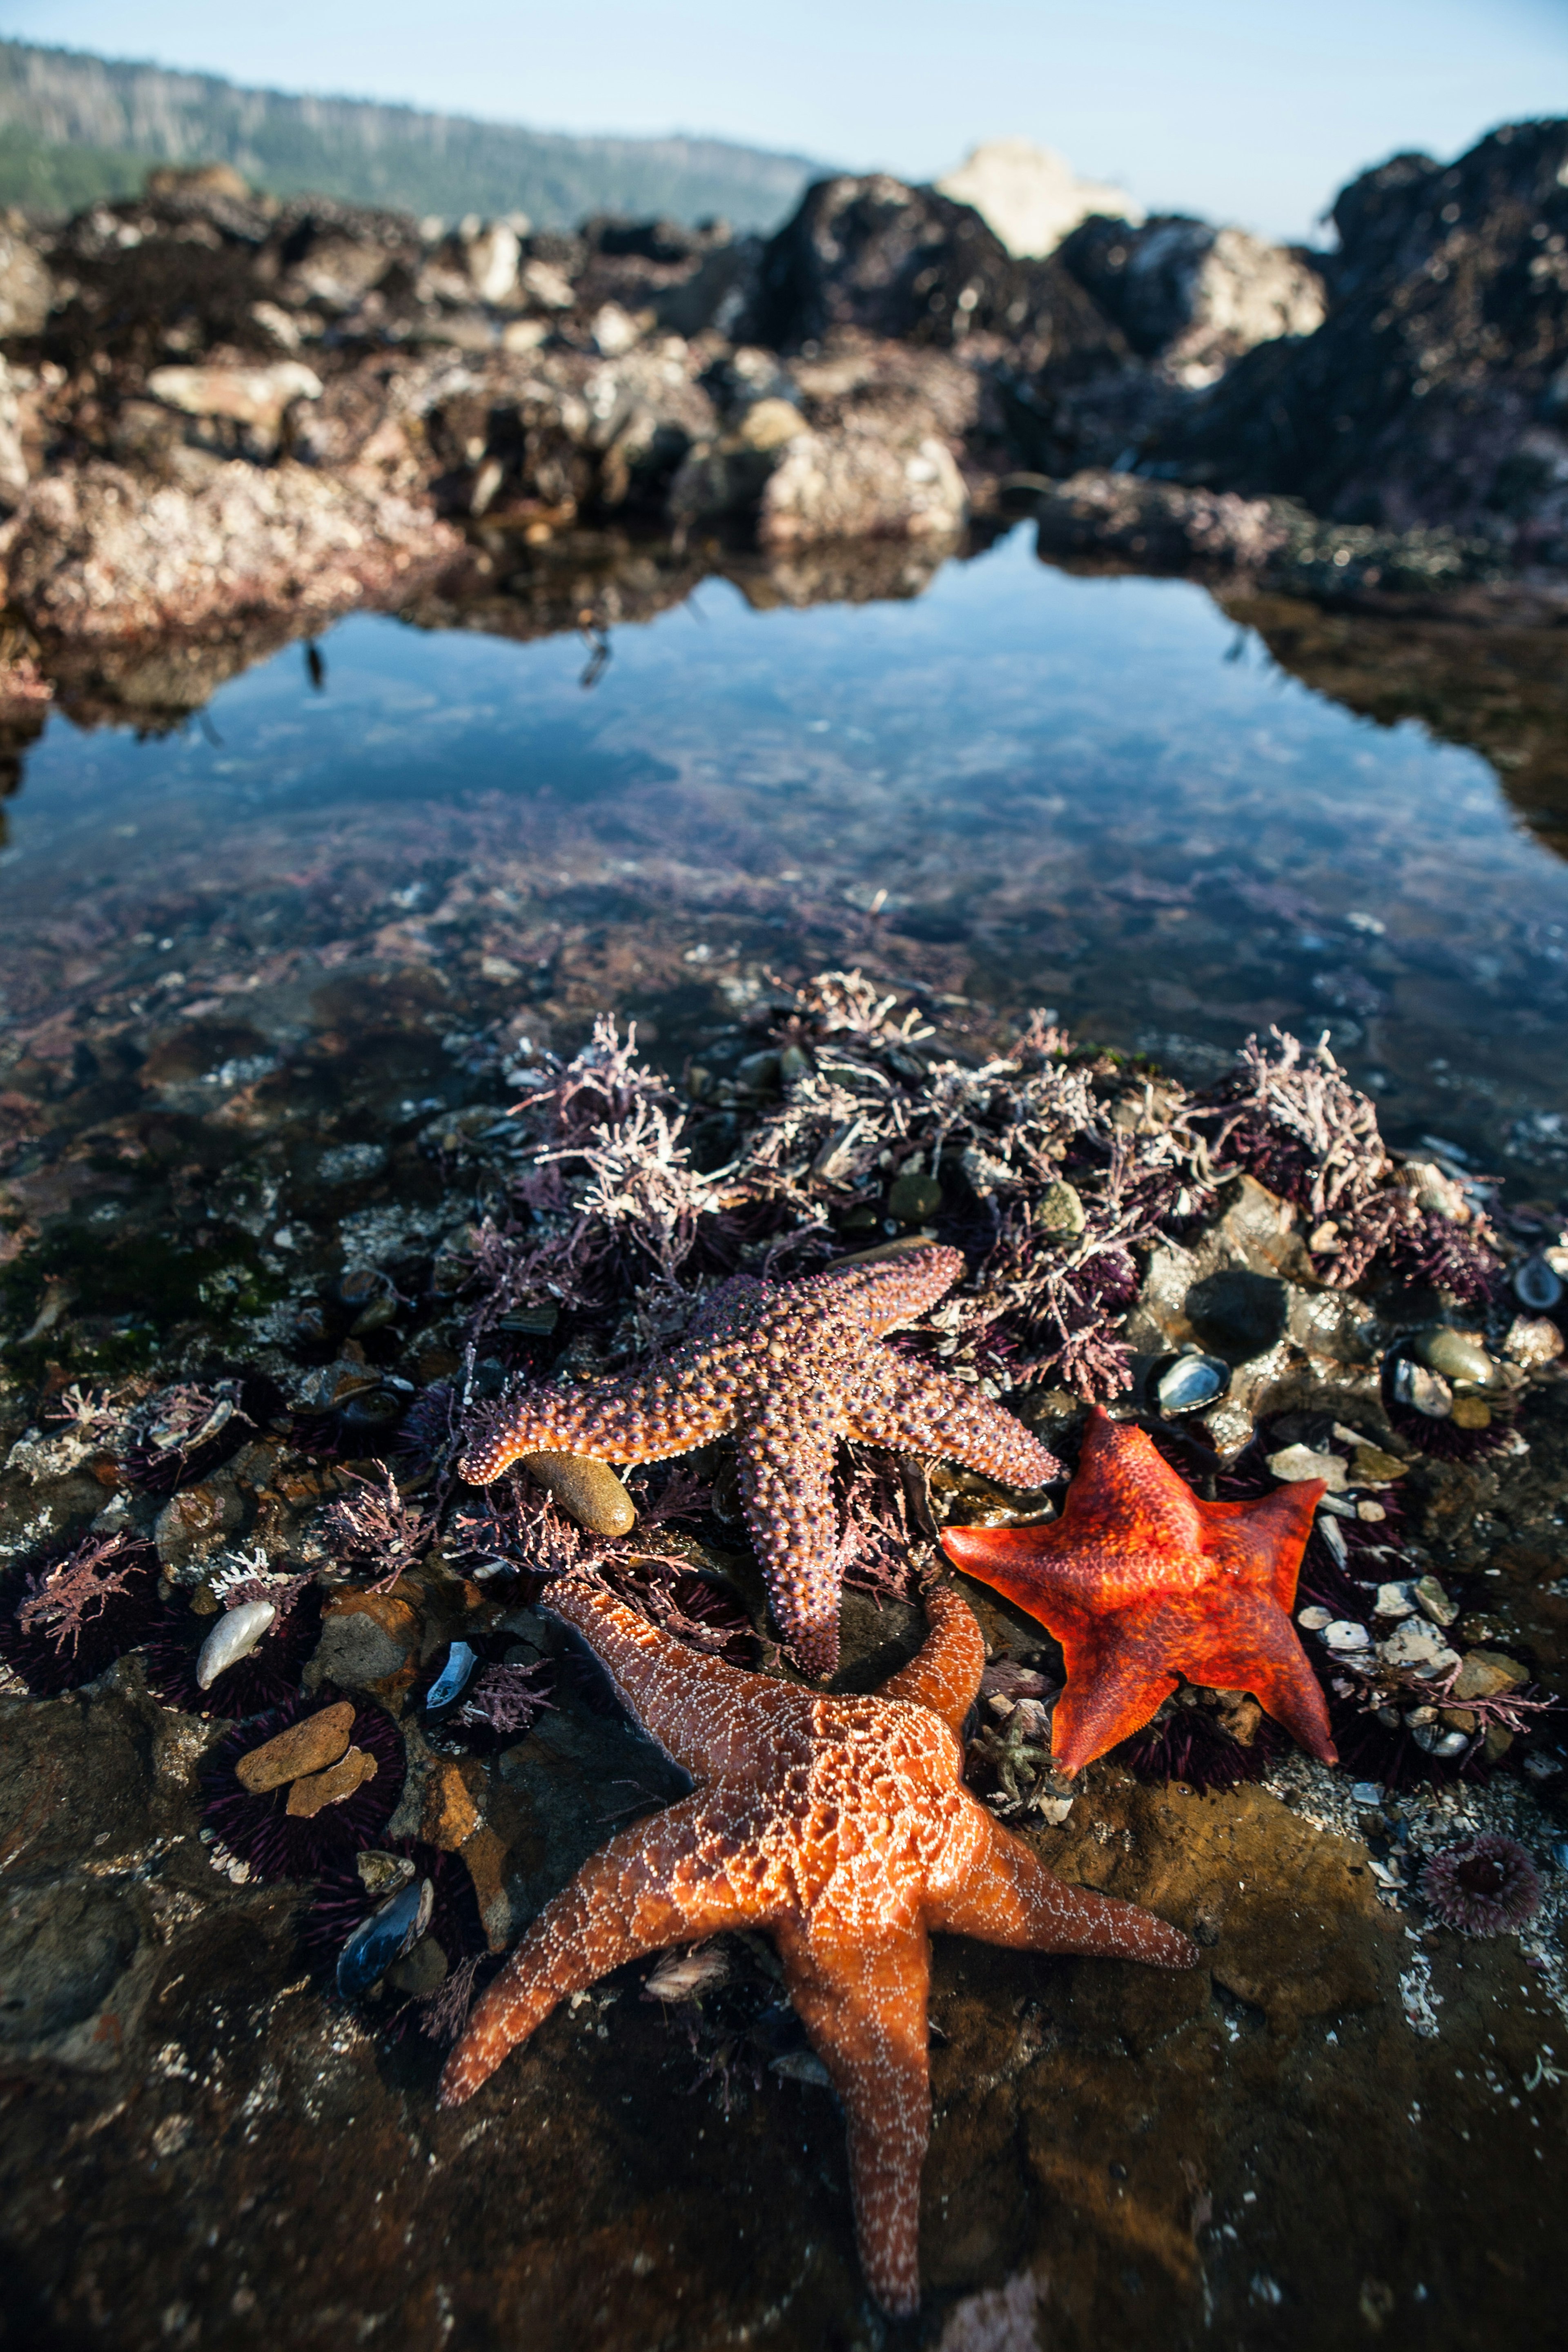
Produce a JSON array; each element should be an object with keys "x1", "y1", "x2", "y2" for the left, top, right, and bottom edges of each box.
[{"x1": 0, "y1": 37, "x2": 825, "y2": 227}]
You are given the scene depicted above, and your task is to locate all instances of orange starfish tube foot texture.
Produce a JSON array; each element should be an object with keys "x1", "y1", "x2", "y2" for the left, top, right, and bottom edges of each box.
[
  {"x1": 942, "y1": 1407, "x2": 1335, "y2": 1773},
  {"x1": 458, "y1": 1243, "x2": 1061, "y2": 1674},
  {"x1": 438, "y1": 1576, "x2": 1196, "y2": 2316}
]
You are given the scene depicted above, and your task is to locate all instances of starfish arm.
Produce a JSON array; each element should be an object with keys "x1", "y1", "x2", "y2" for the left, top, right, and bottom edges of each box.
[
  {"x1": 877, "y1": 1579, "x2": 986, "y2": 1731},
  {"x1": 1202, "y1": 1479, "x2": 1323, "y2": 1613},
  {"x1": 1048, "y1": 1605, "x2": 1187, "y2": 1773},
  {"x1": 821, "y1": 1241, "x2": 964, "y2": 1334},
  {"x1": 1172, "y1": 1590, "x2": 1338, "y2": 1765},
  {"x1": 440, "y1": 1789, "x2": 782, "y2": 2107},
  {"x1": 459, "y1": 1372, "x2": 734, "y2": 1483},
  {"x1": 776, "y1": 1926, "x2": 933, "y2": 2319},
  {"x1": 543, "y1": 1577, "x2": 797, "y2": 1782},
  {"x1": 736, "y1": 1420, "x2": 843, "y2": 1675},
  {"x1": 845, "y1": 1353, "x2": 1062, "y2": 1489},
  {"x1": 928, "y1": 1802, "x2": 1197, "y2": 1971}
]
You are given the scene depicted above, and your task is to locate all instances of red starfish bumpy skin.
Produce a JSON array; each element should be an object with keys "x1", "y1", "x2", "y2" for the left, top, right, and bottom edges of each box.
[
  {"x1": 439, "y1": 1576, "x2": 1195, "y2": 2316},
  {"x1": 942, "y1": 1408, "x2": 1335, "y2": 1773},
  {"x1": 459, "y1": 1243, "x2": 1060, "y2": 1673}
]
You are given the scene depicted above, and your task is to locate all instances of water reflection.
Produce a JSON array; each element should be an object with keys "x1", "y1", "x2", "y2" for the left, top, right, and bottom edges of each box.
[{"x1": 3, "y1": 526, "x2": 1565, "y2": 1177}]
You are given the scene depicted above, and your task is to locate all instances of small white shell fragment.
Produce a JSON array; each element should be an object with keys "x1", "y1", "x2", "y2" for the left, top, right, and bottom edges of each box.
[
  {"x1": 1034, "y1": 1796, "x2": 1074, "y2": 1826},
  {"x1": 1297, "y1": 1605, "x2": 1335, "y2": 1631},
  {"x1": 1267, "y1": 1444, "x2": 1348, "y2": 1490},
  {"x1": 1321, "y1": 1619, "x2": 1374, "y2": 1653},
  {"x1": 1351, "y1": 1781, "x2": 1383, "y2": 1805},
  {"x1": 1415, "y1": 1575, "x2": 1458, "y2": 1627},
  {"x1": 1374, "y1": 1582, "x2": 1419, "y2": 1619},
  {"x1": 196, "y1": 1598, "x2": 276, "y2": 1689}
]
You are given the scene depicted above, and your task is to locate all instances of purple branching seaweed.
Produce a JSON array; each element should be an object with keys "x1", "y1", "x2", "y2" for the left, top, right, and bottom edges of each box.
[{"x1": 322, "y1": 1462, "x2": 436, "y2": 1591}]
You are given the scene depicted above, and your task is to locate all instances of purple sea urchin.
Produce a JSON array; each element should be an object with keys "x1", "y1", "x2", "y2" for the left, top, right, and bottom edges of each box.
[
  {"x1": 0, "y1": 1533, "x2": 163, "y2": 1695},
  {"x1": 1420, "y1": 1832, "x2": 1541, "y2": 1936},
  {"x1": 201, "y1": 1690, "x2": 405, "y2": 1881}
]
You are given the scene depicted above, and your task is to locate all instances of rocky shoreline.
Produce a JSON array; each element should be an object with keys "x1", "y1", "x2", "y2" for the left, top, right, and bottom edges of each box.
[{"x1": 0, "y1": 117, "x2": 1562, "y2": 715}]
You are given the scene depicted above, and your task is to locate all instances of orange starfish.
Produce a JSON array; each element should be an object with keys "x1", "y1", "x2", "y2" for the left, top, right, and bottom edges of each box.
[
  {"x1": 942, "y1": 1408, "x2": 1335, "y2": 1773},
  {"x1": 459, "y1": 1243, "x2": 1060, "y2": 1674},
  {"x1": 439, "y1": 1575, "x2": 1195, "y2": 2315}
]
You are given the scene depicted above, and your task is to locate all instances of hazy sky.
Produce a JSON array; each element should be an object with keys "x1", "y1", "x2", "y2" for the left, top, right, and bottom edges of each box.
[{"x1": 4, "y1": 0, "x2": 1564, "y2": 239}]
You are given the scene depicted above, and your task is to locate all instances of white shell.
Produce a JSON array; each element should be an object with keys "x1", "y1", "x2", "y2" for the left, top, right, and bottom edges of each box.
[{"x1": 196, "y1": 1599, "x2": 277, "y2": 1689}]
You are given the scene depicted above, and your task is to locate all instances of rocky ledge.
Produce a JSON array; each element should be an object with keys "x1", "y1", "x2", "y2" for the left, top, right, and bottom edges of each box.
[{"x1": 0, "y1": 118, "x2": 1563, "y2": 704}]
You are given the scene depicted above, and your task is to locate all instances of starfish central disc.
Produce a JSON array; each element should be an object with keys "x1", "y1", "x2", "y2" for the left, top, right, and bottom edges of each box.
[
  {"x1": 439, "y1": 1575, "x2": 1196, "y2": 2315},
  {"x1": 942, "y1": 1407, "x2": 1336, "y2": 1772},
  {"x1": 460, "y1": 1243, "x2": 1061, "y2": 1672}
]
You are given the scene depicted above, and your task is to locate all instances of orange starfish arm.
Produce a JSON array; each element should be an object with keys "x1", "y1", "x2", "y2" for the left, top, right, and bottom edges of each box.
[
  {"x1": 1158, "y1": 1588, "x2": 1337, "y2": 1764},
  {"x1": 544, "y1": 1577, "x2": 791, "y2": 1782},
  {"x1": 822, "y1": 1242, "x2": 967, "y2": 1332},
  {"x1": 736, "y1": 1421, "x2": 841, "y2": 1673},
  {"x1": 845, "y1": 1354, "x2": 1062, "y2": 1489},
  {"x1": 776, "y1": 1926, "x2": 932, "y2": 2319},
  {"x1": 930, "y1": 1804, "x2": 1198, "y2": 1970},
  {"x1": 1201, "y1": 1479, "x2": 1324, "y2": 1613},
  {"x1": 459, "y1": 1376, "x2": 733, "y2": 1483},
  {"x1": 878, "y1": 1579, "x2": 986, "y2": 1732},
  {"x1": 439, "y1": 1789, "x2": 780, "y2": 2106}
]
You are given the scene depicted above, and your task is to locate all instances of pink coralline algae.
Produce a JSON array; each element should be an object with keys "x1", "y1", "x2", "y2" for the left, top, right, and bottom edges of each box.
[{"x1": 1419, "y1": 1833, "x2": 1541, "y2": 1936}]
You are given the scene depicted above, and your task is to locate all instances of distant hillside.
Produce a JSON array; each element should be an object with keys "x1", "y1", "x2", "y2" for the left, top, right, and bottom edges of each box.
[{"x1": 0, "y1": 38, "x2": 826, "y2": 228}]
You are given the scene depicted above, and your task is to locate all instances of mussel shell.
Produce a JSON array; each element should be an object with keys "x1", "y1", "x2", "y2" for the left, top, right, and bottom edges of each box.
[
  {"x1": 196, "y1": 1599, "x2": 278, "y2": 1690},
  {"x1": 426, "y1": 1640, "x2": 478, "y2": 1711},
  {"x1": 336, "y1": 1875, "x2": 434, "y2": 1999},
  {"x1": 1512, "y1": 1256, "x2": 1564, "y2": 1313},
  {"x1": 497, "y1": 1304, "x2": 559, "y2": 1335},
  {"x1": 1150, "y1": 1351, "x2": 1229, "y2": 1417},
  {"x1": 1388, "y1": 1348, "x2": 1453, "y2": 1419}
]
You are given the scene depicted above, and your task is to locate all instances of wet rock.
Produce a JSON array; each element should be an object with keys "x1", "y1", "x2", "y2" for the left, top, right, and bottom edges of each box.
[
  {"x1": 307, "y1": 1592, "x2": 419, "y2": 1694},
  {"x1": 154, "y1": 1475, "x2": 243, "y2": 1578},
  {"x1": 1155, "y1": 118, "x2": 1568, "y2": 553},
  {"x1": 285, "y1": 1743, "x2": 378, "y2": 1815},
  {"x1": 1416, "y1": 1327, "x2": 1496, "y2": 1384},
  {"x1": 235, "y1": 1699, "x2": 355, "y2": 1791},
  {"x1": 757, "y1": 423, "x2": 967, "y2": 548},
  {"x1": 1266, "y1": 1441, "x2": 1345, "y2": 1488},
  {"x1": 0, "y1": 219, "x2": 53, "y2": 338},
  {"x1": 1036, "y1": 1178, "x2": 1085, "y2": 1236},
  {"x1": 1505, "y1": 1313, "x2": 1565, "y2": 1367},
  {"x1": 1059, "y1": 214, "x2": 1325, "y2": 384},
  {"x1": 1450, "y1": 1648, "x2": 1528, "y2": 1701},
  {"x1": 1186, "y1": 1267, "x2": 1289, "y2": 1359},
  {"x1": 420, "y1": 1756, "x2": 481, "y2": 1850},
  {"x1": 887, "y1": 1167, "x2": 942, "y2": 1221},
  {"x1": 0, "y1": 1879, "x2": 140, "y2": 2045},
  {"x1": 4, "y1": 460, "x2": 461, "y2": 642},
  {"x1": 144, "y1": 361, "x2": 324, "y2": 447}
]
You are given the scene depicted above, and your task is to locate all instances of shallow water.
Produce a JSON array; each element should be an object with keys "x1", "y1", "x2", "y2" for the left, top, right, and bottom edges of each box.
[{"x1": 4, "y1": 526, "x2": 1566, "y2": 1172}]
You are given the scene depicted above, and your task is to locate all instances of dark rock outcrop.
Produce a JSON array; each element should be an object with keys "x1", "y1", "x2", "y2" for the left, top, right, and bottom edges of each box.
[
  {"x1": 1156, "y1": 119, "x2": 1568, "y2": 554},
  {"x1": 1057, "y1": 213, "x2": 1325, "y2": 383}
]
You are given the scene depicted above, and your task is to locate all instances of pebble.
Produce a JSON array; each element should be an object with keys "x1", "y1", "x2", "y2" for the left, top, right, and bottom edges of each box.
[
  {"x1": 1037, "y1": 1178, "x2": 1086, "y2": 1237},
  {"x1": 1450, "y1": 1396, "x2": 1492, "y2": 1430},
  {"x1": 1351, "y1": 1443, "x2": 1407, "y2": 1484},
  {"x1": 1267, "y1": 1443, "x2": 1347, "y2": 1490},
  {"x1": 1415, "y1": 1575, "x2": 1458, "y2": 1627},
  {"x1": 1450, "y1": 1648, "x2": 1527, "y2": 1702},
  {"x1": 285, "y1": 1745, "x2": 378, "y2": 1816},
  {"x1": 521, "y1": 1451, "x2": 637, "y2": 1536},
  {"x1": 1504, "y1": 1314, "x2": 1564, "y2": 1369},
  {"x1": 1297, "y1": 1604, "x2": 1335, "y2": 1630},
  {"x1": 1356, "y1": 1499, "x2": 1387, "y2": 1521},
  {"x1": 236, "y1": 1699, "x2": 356, "y2": 1792},
  {"x1": 1416, "y1": 1327, "x2": 1496, "y2": 1385},
  {"x1": 196, "y1": 1598, "x2": 276, "y2": 1688},
  {"x1": 888, "y1": 1168, "x2": 943, "y2": 1222}
]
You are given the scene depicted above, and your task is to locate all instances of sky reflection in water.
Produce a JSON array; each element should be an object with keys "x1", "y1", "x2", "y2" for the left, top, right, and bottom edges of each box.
[{"x1": 4, "y1": 527, "x2": 1565, "y2": 1171}]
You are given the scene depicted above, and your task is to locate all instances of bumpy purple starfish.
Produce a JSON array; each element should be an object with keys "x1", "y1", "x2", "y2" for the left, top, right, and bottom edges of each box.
[{"x1": 460, "y1": 1243, "x2": 1061, "y2": 1672}]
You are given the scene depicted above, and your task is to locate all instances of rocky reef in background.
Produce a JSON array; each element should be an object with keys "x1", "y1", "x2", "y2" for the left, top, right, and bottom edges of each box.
[{"x1": 0, "y1": 114, "x2": 1562, "y2": 723}]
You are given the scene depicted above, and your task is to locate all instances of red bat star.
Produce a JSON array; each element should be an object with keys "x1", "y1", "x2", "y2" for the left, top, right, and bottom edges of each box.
[{"x1": 942, "y1": 1408, "x2": 1336, "y2": 1773}]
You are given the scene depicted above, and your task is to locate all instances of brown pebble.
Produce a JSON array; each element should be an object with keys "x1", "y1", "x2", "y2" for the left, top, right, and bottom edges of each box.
[
  {"x1": 1450, "y1": 1395, "x2": 1492, "y2": 1430},
  {"x1": 236, "y1": 1699, "x2": 355, "y2": 1792},
  {"x1": 521, "y1": 1450, "x2": 636, "y2": 1537},
  {"x1": 285, "y1": 1744, "x2": 378, "y2": 1816}
]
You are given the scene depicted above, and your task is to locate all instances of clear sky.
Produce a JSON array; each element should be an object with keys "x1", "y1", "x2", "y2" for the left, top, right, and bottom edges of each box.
[{"x1": 2, "y1": 0, "x2": 1564, "y2": 241}]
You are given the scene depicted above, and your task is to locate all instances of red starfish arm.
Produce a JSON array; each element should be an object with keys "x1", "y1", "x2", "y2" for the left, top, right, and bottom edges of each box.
[
  {"x1": 877, "y1": 1579, "x2": 986, "y2": 1731},
  {"x1": 1047, "y1": 1599, "x2": 1189, "y2": 1772},
  {"x1": 439, "y1": 1790, "x2": 782, "y2": 2107},
  {"x1": 928, "y1": 1802, "x2": 1197, "y2": 1970},
  {"x1": 822, "y1": 1240, "x2": 964, "y2": 1334},
  {"x1": 844, "y1": 1354, "x2": 1062, "y2": 1488},
  {"x1": 775, "y1": 1924, "x2": 932, "y2": 2319},
  {"x1": 544, "y1": 1577, "x2": 794, "y2": 1782},
  {"x1": 1164, "y1": 1589, "x2": 1338, "y2": 1765},
  {"x1": 459, "y1": 1372, "x2": 734, "y2": 1483},
  {"x1": 736, "y1": 1421, "x2": 842, "y2": 1675},
  {"x1": 1201, "y1": 1479, "x2": 1323, "y2": 1613}
]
